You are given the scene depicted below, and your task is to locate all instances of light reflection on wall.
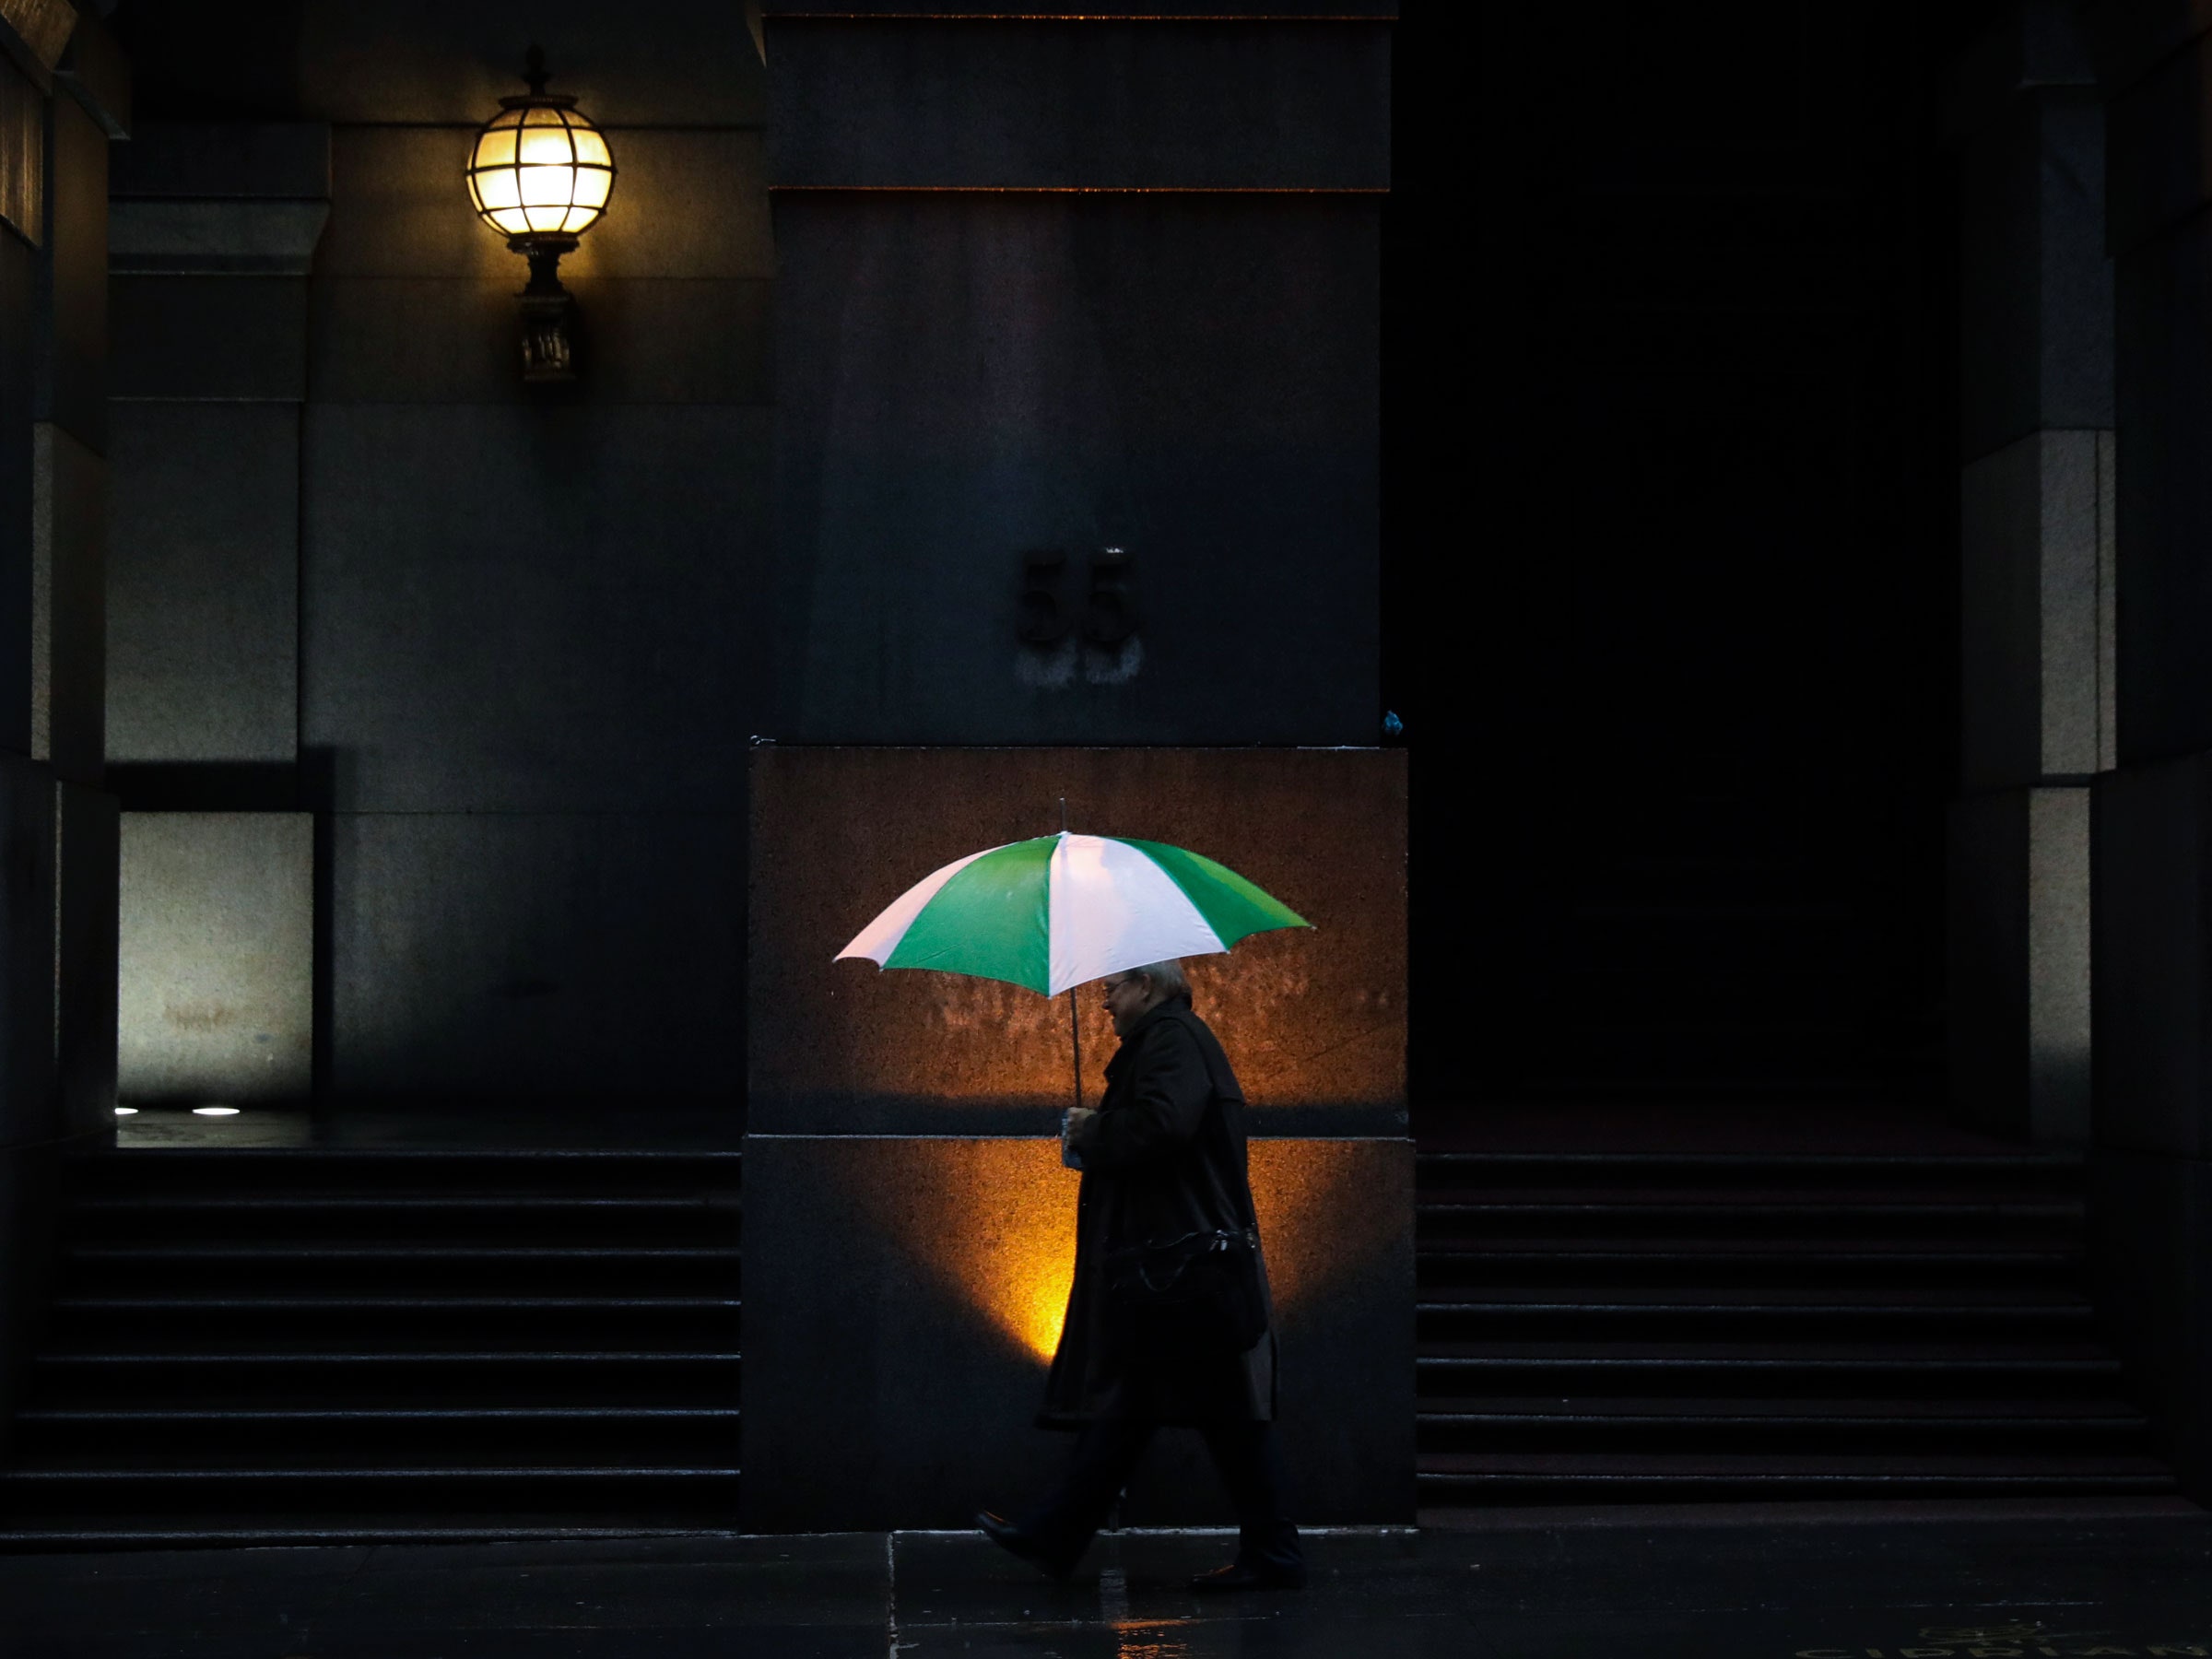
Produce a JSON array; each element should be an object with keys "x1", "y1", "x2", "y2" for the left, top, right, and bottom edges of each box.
[
  {"x1": 871, "y1": 1139, "x2": 1080, "y2": 1359},
  {"x1": 118, "y1": 815, "x2": 313, "y2": 1105},
  {"x1": 876, "y1": 1138, "x2": 1402, "y2": 1364}
]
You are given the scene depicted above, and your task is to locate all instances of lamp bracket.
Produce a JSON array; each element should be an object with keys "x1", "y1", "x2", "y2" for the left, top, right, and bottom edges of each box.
[{"x1": 506, "y1": 235, "x2": 580, "y2": 383}]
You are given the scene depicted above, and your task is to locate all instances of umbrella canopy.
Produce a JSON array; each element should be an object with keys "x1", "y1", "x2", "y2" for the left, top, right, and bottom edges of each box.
[{"x1": 836, "y1": 831, "x2": 1309, "y2": 996}]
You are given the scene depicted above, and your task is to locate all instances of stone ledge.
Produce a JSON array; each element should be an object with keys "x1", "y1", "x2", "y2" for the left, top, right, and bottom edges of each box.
[{"x1": 109, "y1": 199, "x2": 331, "y2": 276}]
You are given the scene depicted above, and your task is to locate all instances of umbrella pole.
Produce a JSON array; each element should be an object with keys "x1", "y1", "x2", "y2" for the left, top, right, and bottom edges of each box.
[
  {"x1": 1068, "y1": 985, "x2": 1083, "y2": 1113},
  {"x1": 1059, "y1": 794, "x2": 1081, "y2": 1112}
]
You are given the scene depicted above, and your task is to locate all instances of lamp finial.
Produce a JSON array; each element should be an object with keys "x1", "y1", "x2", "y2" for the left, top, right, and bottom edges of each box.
[{"x1": 523, "y1": 43, "x2": 549, "y2": 96}]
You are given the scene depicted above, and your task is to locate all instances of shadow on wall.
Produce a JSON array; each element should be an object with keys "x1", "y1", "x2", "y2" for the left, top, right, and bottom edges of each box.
[{"x1": 748, "y1": 746, "x2": 1408, "y2": 1133}]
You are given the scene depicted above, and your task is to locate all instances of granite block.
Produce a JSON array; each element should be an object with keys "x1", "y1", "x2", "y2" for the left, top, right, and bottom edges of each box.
[
  {"x1": 0, "y1": 753, "x2": 57, "y2": 1147},
  {"x1": 766, "y1": 18, "x2": 1391, "y2": 190},
  {"x1": 749, "y1": 747, "x2": 1406, "y2": 1135},
  {"x1": 1958, "y1": 91, "x2": 2112, "y2": 459},
  {"x1": 2114, "y1": 212, "x2": 2212, "y2": 764},
  {"x1": 771, "y1": 194, "x2": 1379, "y2": 744},
  {"x1": 1949, "y1": 790, "x2": 2029, "y2": 1135},
  {"x1": 300, "y1": 404, "x2": 767, "y2": 813},
  {"x1": 1947, "y1": 785, "x2": 2090, "y2": 1144},
  {"x1": 739, "y1": 1134, "x2": 1414, "y2": 1530},
  {"x1": 103, "y1": 120, "x2": 329, "y2": 285},
  {"x1": 108, "y1": 200, "x2": 332, "y2": 277},
  {"x1": 110, "y1": 276, "x2": 308, "y2": 402},
  {"x1": 1959, "y1": 429, "x2": 2107, "y2": 786},
  {"x1": 326, "y1": 812, "x2": 743, "y2": 1102},
  {"x1": 2036, "y1": 95, "x2": 2116, "y2": 433},
  {"x1": 1958, "y1": 109, "x2": 2034, "y2": 459},
  {"x1": 55, "y1": 782, "x2": 118, "y2": 1137},
  {"x1": 0, "y1": 235, "x2": 34, "y2": 759},
  {"x1": 31, "y1": 421, "x2": 105, "y2": 784},
  {"x1": 2092, "y1": 755, "x2": 2210, "y2": 1159},
  {"x1": 105, "y1": 401, "x2": 299, "y2": 764},
  {"x1": 2106, "y1": 30, "x2": 2212, "y2": 257},
  {"x1": 2025, "y1": 785, "x2": 2093, "y2": 1142},
  {"x1": 111, "y1": 122, "x2": 331, "y2": 202},
  {"x1": 37, "y1": 94, "x2": 109, "y2": 452},
  {"x1": 1959, "y1": 434, "x2": 2046, "y2": 784},
  {"x1": 118, "y1": 812, "x2": 312, "y2": 1106}
]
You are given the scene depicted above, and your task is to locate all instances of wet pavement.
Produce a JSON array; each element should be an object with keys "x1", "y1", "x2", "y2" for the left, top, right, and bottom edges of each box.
[{"x1": 4, "y1": 1506, "x2": 2210, "y2": 1657}]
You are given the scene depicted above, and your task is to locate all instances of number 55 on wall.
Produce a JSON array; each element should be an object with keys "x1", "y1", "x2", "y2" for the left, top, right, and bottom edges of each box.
[{"x1": 1018, "y1": 547, "x2": 1138, "y2": 648}]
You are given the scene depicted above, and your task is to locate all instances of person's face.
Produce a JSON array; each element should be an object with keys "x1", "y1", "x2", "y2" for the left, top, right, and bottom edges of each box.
[{"x1": 1100, "y1": 971, "x2": 1156, "y2": 1037}]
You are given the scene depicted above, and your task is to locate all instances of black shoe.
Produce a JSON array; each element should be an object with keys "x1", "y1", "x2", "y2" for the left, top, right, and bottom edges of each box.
[
  {"x1": 977, "y1": 1511, "x2": 1080, "y2": 1581},
  {"x1": 1190, "y1": 1560, "x2": 1306, "y2": 1594}
]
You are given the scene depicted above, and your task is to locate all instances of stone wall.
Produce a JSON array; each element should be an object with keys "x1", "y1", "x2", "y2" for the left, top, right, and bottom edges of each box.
[
  {"x1": 105, "y1": 2, "x2": 771, "y2": 1109},
  {"x1": 2079, "y1": 0, "x2": 2212, "y2": 1500},
  {"x1": 0, "y1": 0, "x2": 124, "y2": 1447}
]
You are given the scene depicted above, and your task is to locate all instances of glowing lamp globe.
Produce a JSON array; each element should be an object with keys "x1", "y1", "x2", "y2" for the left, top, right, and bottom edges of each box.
[
  {"x1": 466, "y1": 47, "x2": 616, "y2": 382},
  {"x1": 466, "y1": 100, "x2": 615, "y2": 241}
]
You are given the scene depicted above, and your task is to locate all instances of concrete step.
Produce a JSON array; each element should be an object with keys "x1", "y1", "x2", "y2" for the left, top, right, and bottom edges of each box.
[
  {"x1": 1415, "y1": 1451, "x2": 2180, "y2": 1504},
  {"x1": 15, "y1": 1405, "x2": 741, "y2": 1458},
  {"x1": 48, "y1": 1294, "x2": 741, "y2": 1343},
  {"x1": 1417, "y1": 1288, "x2": 2094, "y2": 1339},
  {"x1": 1418, "y1": 1193, "x2": 2081, "y2": 1240},
  {"x1": 1416, "y1": 1394, "x2": 2156, "y2": 1453},
  {"x1": 65, "y1": 1191, "x2": 738, "y2": 1246},
  {"x1": 60, "y1": 1243, "x2": 740, "y2": 1295},
  {"x1": 0, "y1": 1517, "x2": 730, "y2": 1553}
]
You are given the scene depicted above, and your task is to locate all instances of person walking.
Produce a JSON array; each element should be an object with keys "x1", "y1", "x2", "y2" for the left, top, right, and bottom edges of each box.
[{"x1": 977, "y1": 959, "x2": 1304, "y2": 1592}]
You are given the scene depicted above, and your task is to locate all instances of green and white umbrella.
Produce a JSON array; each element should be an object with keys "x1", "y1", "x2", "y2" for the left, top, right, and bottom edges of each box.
[{"x1": 836, "y1": 831, "x2": 1310, "y2": 997}]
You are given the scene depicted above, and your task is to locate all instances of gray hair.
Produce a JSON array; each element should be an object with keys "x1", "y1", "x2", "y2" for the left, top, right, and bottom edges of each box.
[{"x1": 1129, "y1": 959, "x2": 1189, "y2": 999}]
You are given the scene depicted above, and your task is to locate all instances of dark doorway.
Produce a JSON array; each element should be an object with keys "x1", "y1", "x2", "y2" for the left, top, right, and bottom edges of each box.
[{"x1": 1391, "y1": 1, "x2": 1969, "y2": 1109}]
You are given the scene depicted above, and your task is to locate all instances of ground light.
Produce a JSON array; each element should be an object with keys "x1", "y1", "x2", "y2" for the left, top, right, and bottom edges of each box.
[
  {"x1": 192, "y1": 1106, "x2": 241, "y2": 1117},
  {"x1": 112, "y1": 1106, "x2": 136, "y2": 1115}
]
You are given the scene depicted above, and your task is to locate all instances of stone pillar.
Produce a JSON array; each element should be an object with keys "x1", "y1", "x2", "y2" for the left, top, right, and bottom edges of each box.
[
  {"x1": 103, "y1": 121, "x2": 326, "y2": 1104},
  {"x1": 1947, "y1": 0, "x2": 2113, "y2": 1144},
  {"x1": 2077, "y1": 0, "x2": 2212, "y2": 1500},
  {"x1": 744, "y1": 747, "x2": 1412, "y2": 1529},
  {"x1": 744, "y1": 3, "x2": 1404, "y2": 1530},
  {"x1": 0, "y1": 0, "x2": 125, "y2": 1444}
]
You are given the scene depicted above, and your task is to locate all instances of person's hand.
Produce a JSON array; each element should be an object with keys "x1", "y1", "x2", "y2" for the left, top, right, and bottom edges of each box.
[{"x1": 1065, "y1": 1107, "x2": 1099, "y2": 1142}]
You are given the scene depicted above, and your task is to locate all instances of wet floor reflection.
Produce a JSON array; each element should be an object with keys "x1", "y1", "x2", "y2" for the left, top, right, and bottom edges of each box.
[{"x1": 0, "y1": 1514, "x2": 2207, "y2": 1656}]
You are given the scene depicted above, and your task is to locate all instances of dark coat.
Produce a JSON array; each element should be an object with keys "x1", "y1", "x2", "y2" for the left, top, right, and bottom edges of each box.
[{"x1": 1040, "y1": 995, "x2": 1276, "y2": 1428}]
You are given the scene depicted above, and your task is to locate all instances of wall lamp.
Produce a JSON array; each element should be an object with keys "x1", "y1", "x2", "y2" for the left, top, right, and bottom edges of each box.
[{"x1": 465, "y1": 46, "x2": 617, "y2": 382}]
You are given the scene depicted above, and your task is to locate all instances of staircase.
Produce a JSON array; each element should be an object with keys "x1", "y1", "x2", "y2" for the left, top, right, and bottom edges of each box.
[
  {"x1": 0, "y1": 1147, "x2": 741, "y2": 1548},
  {"x1": 2, "y1": 1128, "x2": 2169, "y2": 1540},
  {"x1": 1415, "y1": 1142, "x2": 2177, "y2": 1510}
]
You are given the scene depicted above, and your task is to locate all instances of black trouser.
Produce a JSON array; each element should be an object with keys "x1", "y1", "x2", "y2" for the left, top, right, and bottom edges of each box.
[{"x1": 1021, "y1": 1417, "x2": 1302, "y2": 1572}]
